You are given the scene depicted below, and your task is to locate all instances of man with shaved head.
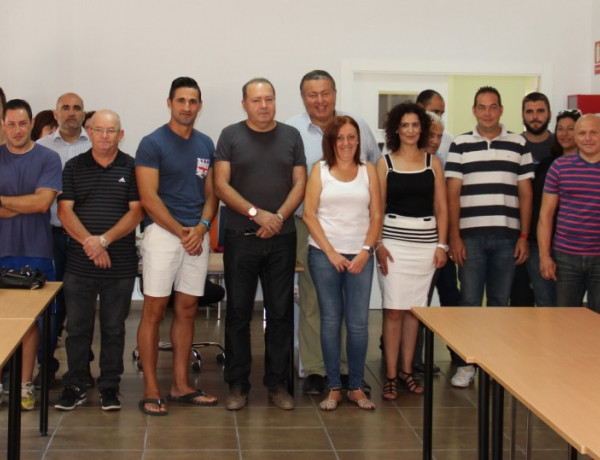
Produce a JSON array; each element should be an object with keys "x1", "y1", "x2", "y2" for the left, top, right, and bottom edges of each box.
[
  {"x1": 538, "y1": 114, "x2": 600, "y2": 311},
  {"x1": 55, "y1": 110, "x2": 142, "y2": 411},
  {"x1": 37, "y1": 92, "x2": 92, "y2": 385}
]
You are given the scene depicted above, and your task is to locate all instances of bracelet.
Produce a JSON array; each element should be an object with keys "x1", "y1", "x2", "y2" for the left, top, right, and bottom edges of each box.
[
  {"x1": 276, "y1": 211, "x2": 285, "y2": 223},
  {"x1": 199, "y1": 219, "x2": 211, "y2": 231},
  {"x1": 519, "y1": 233, "x2": 529, "y2": 239},
  {"x1": 436, "y1": 243, "x2": 449, "y2": 252}
]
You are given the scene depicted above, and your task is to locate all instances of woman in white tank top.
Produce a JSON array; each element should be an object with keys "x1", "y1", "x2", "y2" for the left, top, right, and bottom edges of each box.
[{"x1": 303, "y1": 116, "x2": 382, "y2": 411}]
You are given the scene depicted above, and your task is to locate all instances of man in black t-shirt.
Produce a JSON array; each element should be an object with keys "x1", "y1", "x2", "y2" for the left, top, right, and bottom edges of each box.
[
  {"x1": 55, "y1": 110, "x2": 142, "y2": 412},
  {"x1": 214, "y1": 78, "x2": 306, "y2": 411}
]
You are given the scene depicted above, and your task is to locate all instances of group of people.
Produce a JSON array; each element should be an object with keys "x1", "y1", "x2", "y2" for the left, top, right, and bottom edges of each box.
[{"x1": 1, "y1": 72, "x2": 599, "y2": 415}]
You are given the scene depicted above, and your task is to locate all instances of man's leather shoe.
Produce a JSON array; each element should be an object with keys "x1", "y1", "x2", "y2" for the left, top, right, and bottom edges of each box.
[
  {"x1": 225, "y1": 387, "x2": 248, "y2": 411},
  {"x1": 268, "y1": 387, "x2": 295, "y2": 410},
  {"x1": 302, "y1": 374, "x2": 325, "y2": 395}
]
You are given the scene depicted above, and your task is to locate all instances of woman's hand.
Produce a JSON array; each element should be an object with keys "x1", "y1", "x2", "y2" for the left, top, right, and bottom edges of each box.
[
  {"x1": 327, "y1": 251, "x2": 350, "y2": 273},
  {"x1": 348, "y1": 250, "x2": 369, "y2": 274},
  {"x1": 433, "y1": 247, "x2": 447, "y2": 269},
  {"x1": 376, "y1": 243, "x2": 394, "y2": 276}
]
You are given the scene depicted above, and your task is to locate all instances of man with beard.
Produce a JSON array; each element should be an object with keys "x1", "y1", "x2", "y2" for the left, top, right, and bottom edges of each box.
[{"x1": 510, "y1": 92, "x2": 556, "y2": 306}]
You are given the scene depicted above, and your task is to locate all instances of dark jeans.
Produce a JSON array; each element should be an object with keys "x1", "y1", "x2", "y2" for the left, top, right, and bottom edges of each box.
[
  {"x1": 62, "y1": 273, "x2": 135, "y2": 391},
  {"x1": 554, "y1": 250, "x2": 600, "y2": 312},
  {"x1": 223, "y1": 231, "x2": 296, "y2": 391}
]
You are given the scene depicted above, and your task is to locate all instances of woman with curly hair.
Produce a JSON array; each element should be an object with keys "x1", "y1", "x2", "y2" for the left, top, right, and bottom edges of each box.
[{"x1": 376, "y1": 102, "x2": 448, "y2": 400}]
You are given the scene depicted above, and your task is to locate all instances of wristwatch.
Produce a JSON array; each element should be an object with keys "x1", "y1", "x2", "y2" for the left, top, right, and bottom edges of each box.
[
  {"x1": 436, "y1": 243, "x2": 449, "y2": 252},
  {"x1": 99, "y1": 234, "x2": 110, "y2": 249},
  {"x1": 362, "y1": 245, "x2": 375, "y2": 255},
  {"x1": 247, "y1": 205, "x2": 258, "y2": 219}
]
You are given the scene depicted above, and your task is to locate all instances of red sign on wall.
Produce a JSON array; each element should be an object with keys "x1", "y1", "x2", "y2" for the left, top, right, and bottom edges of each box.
[{"x1": 596, "y1": 41, "x2": 600, "y2": 74}]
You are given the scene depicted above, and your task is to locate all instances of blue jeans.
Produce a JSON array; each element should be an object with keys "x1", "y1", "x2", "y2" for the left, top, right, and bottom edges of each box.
[
  {"x1": 452, "y1": 235, "x2": 517, "y2": 366},
  {"x1": 308, "y1": 246, "x2": 373, "y2": 390},
  {"x1": 554, "y1": 250, "x2": 600, "y2": 312},
  {"x1": 223, "y1": 231, "x2": 296, "y2": 391},
  {"x1": 525, "y1": 241, "x2": 556, "y2": 306},
  {"x1": 62, "y1": 273, "x2": 135, "y2": 391}
]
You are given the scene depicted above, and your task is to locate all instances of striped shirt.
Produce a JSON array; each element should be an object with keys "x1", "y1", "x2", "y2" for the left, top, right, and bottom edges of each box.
[
  {"x1": 37, "y1": 128, "x2": 91, "y2": 226},
  {"x1": 544, "y1": 153, "x2": 600, "y2": 256},
  {"x1": 445, "y1": 125, "x2": 534, "y2": 238},
  {"x1": 58, "y1": 150, "x2": 139, "y2": 278}
]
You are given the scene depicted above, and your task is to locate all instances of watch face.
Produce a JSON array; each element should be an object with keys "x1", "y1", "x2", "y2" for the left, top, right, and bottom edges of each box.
[{"x1": 248, "y1": 206, "x2": 258, "y2": 217}]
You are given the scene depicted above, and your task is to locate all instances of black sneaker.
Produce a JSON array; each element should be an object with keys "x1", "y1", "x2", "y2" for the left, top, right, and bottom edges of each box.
[
  {"x1": 100, "y1": 388, "x2": 121, "y2": 411},
  {"x1": 55, "y1": 386, "x2": 87, "y2": 411}
]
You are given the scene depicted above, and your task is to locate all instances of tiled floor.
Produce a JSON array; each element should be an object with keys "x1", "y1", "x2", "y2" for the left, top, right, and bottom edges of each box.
[{"x1": 0, "y1": 304, "x2": 588, "y2": 459}]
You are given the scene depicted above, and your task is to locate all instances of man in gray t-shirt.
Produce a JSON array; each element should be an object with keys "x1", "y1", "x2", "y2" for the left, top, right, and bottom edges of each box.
[{"x1": 214, "y1": 78, "x2": 306, "y2": 411}]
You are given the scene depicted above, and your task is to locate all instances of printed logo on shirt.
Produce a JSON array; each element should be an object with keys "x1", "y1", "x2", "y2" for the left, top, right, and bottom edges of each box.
[
  {"x1": 196, "y1": 158, "x2": 210, "y2": 179},
  {"x1": 118, "y1": 177, "x2": 126, "y2": 183}
]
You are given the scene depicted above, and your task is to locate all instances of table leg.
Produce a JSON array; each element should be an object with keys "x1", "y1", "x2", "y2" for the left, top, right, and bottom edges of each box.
[
  {"x1": 8, "y1": 344, "x2": 23, "y2": 460},
  {"x1": 422, "y1": 326, "x2": 434, "y2": 460},
  {"x1": 478, "y1": 368, "x2": 490, "y2": 460},
  {"x1": 568, "y1": 445, "x2": 578, "y2": 459},
  {"x1": 40, "y1": 308, "x2": 50, "y2": 435},
  {"x1": 492, "y1": 379, "x2": 504, "y2": 460}
]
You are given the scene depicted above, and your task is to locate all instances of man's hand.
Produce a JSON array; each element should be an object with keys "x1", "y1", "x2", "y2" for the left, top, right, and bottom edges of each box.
[
  {"x1": 181, "y1": 225, "x2": 206, "y2": 256},
  {"x1": 83, "y1": 236, "x2": 107, "y2": 260},
  {"x1": 539, "y1": 254, "x2": 557, "y2": 281},
  {"x1": 514, "y1": 238, "x2": 530, "y2": 265},
  {"x1": 253, "y1": 209, "x2": 282, "y2": 235},
  {"x1": 91, "y1": 251, "x2": 112, "y2": 269},
  {"x1": 449, "y1": 235, "x2": 467, "y2": 266}
]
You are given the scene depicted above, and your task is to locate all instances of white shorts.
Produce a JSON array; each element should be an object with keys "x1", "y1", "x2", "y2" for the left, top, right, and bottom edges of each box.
[{"x1": 140, "y1": 223, "x2": 209, "y2": 297}]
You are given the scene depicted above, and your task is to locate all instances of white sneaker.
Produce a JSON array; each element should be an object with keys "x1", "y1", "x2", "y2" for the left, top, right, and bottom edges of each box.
[{"x1": 451, "y1": 365, "x2": 475, "y2": 388}]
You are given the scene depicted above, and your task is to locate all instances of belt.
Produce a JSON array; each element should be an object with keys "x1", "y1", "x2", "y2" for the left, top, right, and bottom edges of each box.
[{"x1": 52, "y1": 226, "x2": 68, "y2": 235}]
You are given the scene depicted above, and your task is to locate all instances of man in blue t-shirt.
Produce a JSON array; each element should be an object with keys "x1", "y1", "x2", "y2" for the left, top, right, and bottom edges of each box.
[
  {"x1": 0, "y1": 99, "x2": 62, "y2": 410},
  {"x1": 135, "y1": 77, "x2": 219, "y2": 416}
]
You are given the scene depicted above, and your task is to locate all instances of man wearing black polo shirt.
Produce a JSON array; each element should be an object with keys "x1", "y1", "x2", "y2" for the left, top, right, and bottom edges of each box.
[{"x1": 55, "y1": 110, "x2": 142, "y2": 411}]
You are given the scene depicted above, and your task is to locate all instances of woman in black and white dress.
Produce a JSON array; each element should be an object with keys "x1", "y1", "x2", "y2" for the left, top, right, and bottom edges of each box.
[{"x1": 376, "y1": 102, "x2": 448, "y2": 400}]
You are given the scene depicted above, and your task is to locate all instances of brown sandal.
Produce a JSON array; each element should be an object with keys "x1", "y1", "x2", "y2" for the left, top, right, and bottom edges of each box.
[
  {"x1": 398, "y1": 372, "x2": 424, "y2": 395},
  {"x1": 382, "y1": 377, "x2": 398, "y2": 401}
]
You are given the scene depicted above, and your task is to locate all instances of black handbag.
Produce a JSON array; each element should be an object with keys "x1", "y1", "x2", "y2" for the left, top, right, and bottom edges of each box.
[{"x1": 0, "y1": 266, "x2": 48, "y2": 290}]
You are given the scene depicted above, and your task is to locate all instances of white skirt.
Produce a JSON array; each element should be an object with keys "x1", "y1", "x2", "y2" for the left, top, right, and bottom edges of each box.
[{"x1": 379, "y1": 215, "x2": 437, "y2": 310}]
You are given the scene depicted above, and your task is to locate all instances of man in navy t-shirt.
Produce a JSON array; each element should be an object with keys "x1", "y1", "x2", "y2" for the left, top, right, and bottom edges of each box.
[{"x1": 135, "y1": 77, "x2": 219, "y2": 416}]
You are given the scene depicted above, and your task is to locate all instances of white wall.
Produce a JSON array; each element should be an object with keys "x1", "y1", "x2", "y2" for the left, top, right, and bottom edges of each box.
[{"x1": 0, "y1": 0, "x2": 594, "y2": 153}]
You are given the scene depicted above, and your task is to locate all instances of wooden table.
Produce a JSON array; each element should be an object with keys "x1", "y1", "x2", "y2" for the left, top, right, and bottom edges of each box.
[
  {"x1": 0, "y1": 282, "x2": 62, "y2": 460},
  {"x1": 412, "y1": 307, "x2": 600, "y2": 460}
]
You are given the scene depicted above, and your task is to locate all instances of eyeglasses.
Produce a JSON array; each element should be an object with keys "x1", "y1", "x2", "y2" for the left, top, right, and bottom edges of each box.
[
  {"x1": 558, "y1": 109, "x2": 582, "y2": 117},
  {"x1": 90, "y1": 127, "x2": 119, "y2": 136}
]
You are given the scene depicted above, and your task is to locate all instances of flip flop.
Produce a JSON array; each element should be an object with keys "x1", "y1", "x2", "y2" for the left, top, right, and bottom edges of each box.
[
  {"x1": 167, "y1": 389, "x2": 218, "y2": 406},
  {"x1": 139, "y1": 398, "x2": 168, "y2": 416}
]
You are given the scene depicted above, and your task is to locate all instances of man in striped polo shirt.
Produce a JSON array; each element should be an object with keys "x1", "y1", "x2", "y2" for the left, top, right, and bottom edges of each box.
[
  {"x1": 445, "y1": 86, "x2": 534, "y2": 387},
  {"x1": 55, "y1": 110, "x2": 142, "y2": 411},
  {"x1": 538, "y1": 114, "x2": 600, "y2": 311}
]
